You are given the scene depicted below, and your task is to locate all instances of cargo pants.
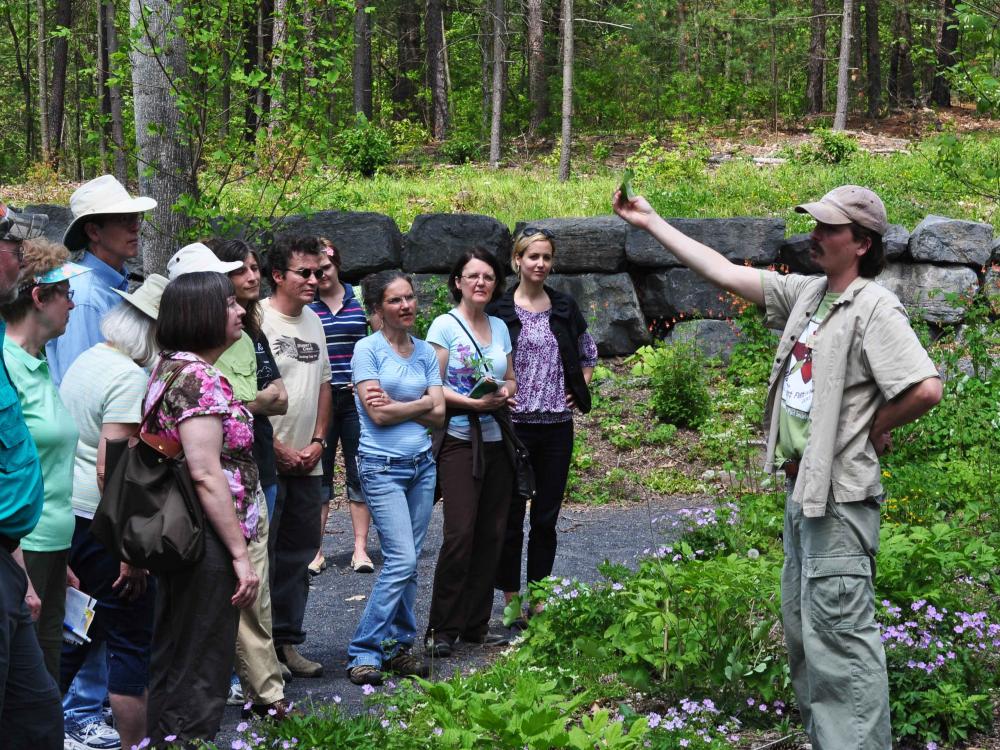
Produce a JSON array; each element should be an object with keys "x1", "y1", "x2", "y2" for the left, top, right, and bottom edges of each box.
[{"x1": 781, "y1": 483, "x2": 891, "y2": 750}]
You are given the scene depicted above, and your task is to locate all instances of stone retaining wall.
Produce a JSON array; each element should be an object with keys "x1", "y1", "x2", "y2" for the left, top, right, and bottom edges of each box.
[{"x1": 27, "y1": 205, "x2": 1000, "y2": 358}]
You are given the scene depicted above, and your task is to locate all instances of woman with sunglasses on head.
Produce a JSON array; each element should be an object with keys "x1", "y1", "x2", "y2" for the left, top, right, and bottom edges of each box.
[
  {"x1": 0, "y1": 238, "x2": 90, "y2": 683},
  {"x1": 486, "y1": 227, "x2": 596, "y2": 625},
  {"x1": 346, "y1": 271, "x2": 444, "y2": 686},
  {"x1": 424, "y1": 248, "x2": 517, "y2": 657},
  {"x1": 308, "y1": 239, "x2": 371, "y2": 576}
]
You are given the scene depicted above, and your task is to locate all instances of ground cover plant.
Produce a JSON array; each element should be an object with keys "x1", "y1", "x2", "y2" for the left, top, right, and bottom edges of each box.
[{"x1": 212, "y1": 268, "x2": 1000, "y2": 750}]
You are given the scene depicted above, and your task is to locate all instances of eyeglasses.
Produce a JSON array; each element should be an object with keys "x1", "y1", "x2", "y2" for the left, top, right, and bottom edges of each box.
[
  {"x1": 520, "y1": 226, "x2": 554, "y2": 240},
  {"x1": 384, "y1": 293, "x2": 416, "y2": 305},
  {"x1": 101, "y1": 213, "x2": 144, "y2": 228},
  {"x1": 53, "y1": 287, "x2": 75, "y2": 301},
  {"x1": 0, "y1": 241, "x2": 24, "y2": 264},
  {"x1": 461, "y1": 273, "x2": 496, "y2": 284},
  {"x1": 285, "y1": 267, "x2": 326, "y2": 280}
]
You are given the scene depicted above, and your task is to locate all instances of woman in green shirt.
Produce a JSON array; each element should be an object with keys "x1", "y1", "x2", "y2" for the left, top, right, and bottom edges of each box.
[{"x1": 0, "y1": 238, "x2": 90, "y2": 680}]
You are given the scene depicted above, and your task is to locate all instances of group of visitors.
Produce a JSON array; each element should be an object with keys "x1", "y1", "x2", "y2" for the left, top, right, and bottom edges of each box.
[
  {"x1": 0, "y1": 175, "x2": 597, "y2": 747},
  {"x1": 2, "y1": 175, "x2": 942, "y2": 750}
]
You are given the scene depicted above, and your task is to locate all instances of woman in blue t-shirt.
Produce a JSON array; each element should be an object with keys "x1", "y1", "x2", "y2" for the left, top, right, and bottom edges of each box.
[
  {"x1": 424, "y1": 248, "x2": 517, "y2": 657},
  {"x1": 346, "y1": 271, "x2": 444, "y2": 687}
]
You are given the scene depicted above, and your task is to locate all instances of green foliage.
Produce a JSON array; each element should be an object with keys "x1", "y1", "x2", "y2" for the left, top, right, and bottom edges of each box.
[
  {"x1": 413, "y1": 277, "x2": 453, "y2": 339},
  {"x1": 625, "y1": 129, "x2": 709, "y2": 187},
  {"x1": 793, "y1": 128, "x2": 859, "y2": 165},
  {"x1": 726, "y1": 306, "x2": 778, "y2": 387},
  {"x1": 337, "y1": 113, "x2": 395, "y2": 177},
  {"x1": 440, "y1": 134, "x2": 483, "y2": 165},
  {"x1": 628, "y1": 341, "x2": 711, "y2": 428}
]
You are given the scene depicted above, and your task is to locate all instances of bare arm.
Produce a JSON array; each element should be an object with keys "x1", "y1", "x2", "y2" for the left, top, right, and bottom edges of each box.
[
  {"x1": 96, "y1": 422, "x2": 139, "y2": 494},
  {"x1": 247, "y1": 378, "x2": 288, "y2": 417},
  {"x1": 414, "y1": 385, "x2": 446, "y2": 428},
  {"x1": 357, "y1": 379, "x2": 433, "y2": 426},
  {"x1": 868, "y1": 377, "x2": 943, "y2": 455},
  {"x1": 178, "y1": 416, "x2": 258, "y2": 608},
  {"x1": 613, "y1": 191, "x2": 764, "y2": 306}
]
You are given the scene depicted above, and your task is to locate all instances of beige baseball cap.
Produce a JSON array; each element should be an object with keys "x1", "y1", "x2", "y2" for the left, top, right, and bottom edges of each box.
[{"x1": 795, "y1": 185, "x2": 887, "y2": 236}]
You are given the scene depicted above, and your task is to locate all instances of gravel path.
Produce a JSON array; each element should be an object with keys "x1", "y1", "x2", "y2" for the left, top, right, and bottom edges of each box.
[{"x1": 215, "y1": 494, "x2": 701, "y2": 740}]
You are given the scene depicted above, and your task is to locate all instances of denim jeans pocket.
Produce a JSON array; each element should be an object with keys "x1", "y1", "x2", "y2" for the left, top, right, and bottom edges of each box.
[{"x1": 358, "y1": 457, "x2": 389, "y2": 479}]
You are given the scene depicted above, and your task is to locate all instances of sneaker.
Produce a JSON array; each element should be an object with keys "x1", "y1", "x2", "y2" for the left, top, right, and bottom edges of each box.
[
  {"x1": 277, "y1": 644, "x2": 323, "y2": 678},
  {"x1": 424, "y1": 637, "x2": 452, "y2": 658},
  {"x1": 227, "y1": 675, "x2": 245, "y2": 706},
  {"x1": 347, "y1": 664, "x2": 384, "y2": 686},
  {"x1": 385, "y1": 646, "x2": 429, "y2": 678},
  {"x1": 64, "y1": 720, "x2": 121, "y2": 750}
]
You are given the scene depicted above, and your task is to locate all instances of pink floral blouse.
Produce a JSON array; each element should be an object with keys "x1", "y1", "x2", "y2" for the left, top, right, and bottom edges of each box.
[{"x1": 144, "y1": 352, "x2": 260, "y2": 541}]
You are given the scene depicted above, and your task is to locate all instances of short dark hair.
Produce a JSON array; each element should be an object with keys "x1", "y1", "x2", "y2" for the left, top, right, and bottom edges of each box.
[
  {"x1": 447, "y1": 248, "x2": 505, "y2": 303},
  {"x1": 852, "y1": 223, "x2": 886, "y2": 278},
  {"x1": 362, "y1": 270, "x2": 413, "y2": 312},
  {"x1": 0, "y1": 283, "x2": 63, "y2": 324},
  {"x1": 210, "y1": 238, "x2": 262, "y2": 338},
  {"x1": 267, "y1": 235, "x2": 324, "y2": 275},
  {"x1": 156, "y1": 271, "x2": 235, "y2": 352}
]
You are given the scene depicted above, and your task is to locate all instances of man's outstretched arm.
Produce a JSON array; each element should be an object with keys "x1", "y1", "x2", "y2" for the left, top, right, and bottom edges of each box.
[{"x1": 613, "y1": 190, "x2": 765, "y2": 306}]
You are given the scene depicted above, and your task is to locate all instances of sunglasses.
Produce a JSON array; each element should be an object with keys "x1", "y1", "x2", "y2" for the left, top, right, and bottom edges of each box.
[
  {"x1": 284, "y1": 267, "x2": 326, "y2": 280},
  {"x1": 0, "y1": 241, "x2": 24, "y2": 264},
  {"x1": 520, "y1": 226, "x2": 554, "y2": 240}
]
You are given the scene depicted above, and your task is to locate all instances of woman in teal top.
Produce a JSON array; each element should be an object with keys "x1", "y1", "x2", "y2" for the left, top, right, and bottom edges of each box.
[{"x1": 0, "y1": 238, "x2": 90, "y2": 681}]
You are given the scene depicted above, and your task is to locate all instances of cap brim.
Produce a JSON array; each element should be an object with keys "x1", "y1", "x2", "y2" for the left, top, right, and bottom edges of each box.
[
  {"x1": 794, "y1": 201, "x2": 852, "y2": 226},
  {"x1": 112, "y1": 287, "x2": 159, "y2": 319},
  {"x1": 112, "y1": 273, "x2": 167, "y2": 320},
  {"x1": 62, "y1": 196, "x2": 158, "y2": 252},
  {"x1": 34, "y1": 262, "x2": 92, "y2": 285}
]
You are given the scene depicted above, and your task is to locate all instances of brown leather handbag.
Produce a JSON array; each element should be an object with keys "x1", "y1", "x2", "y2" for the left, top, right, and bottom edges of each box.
[{"x1": 90, "y1": 362, "x2": 206, "y2": 573}]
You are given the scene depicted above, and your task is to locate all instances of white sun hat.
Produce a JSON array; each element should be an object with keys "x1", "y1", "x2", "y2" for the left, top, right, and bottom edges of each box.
[
  {"x1": 166, "y1": 242, "x2": 243, "y2": 280},
  {"x1": 63, "y1": 175, "x2": 157, "y2": 252},
  {"x1": 112, "y1": 273, "x2": 169, "y2": 320}
]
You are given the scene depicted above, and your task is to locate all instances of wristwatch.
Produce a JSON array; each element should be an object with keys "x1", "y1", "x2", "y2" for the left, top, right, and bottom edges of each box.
[{"x1": 310, "y1": 437, "x2": 327, "y2": 449}]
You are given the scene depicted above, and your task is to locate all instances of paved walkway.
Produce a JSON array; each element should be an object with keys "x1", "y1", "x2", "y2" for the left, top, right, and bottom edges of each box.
[{"x1": 217, "y1": 494, "x2": 696, "y2": 740}]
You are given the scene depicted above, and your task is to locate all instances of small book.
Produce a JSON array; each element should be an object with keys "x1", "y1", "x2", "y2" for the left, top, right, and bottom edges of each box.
[
  {"x1": 64, "y1": 587, "x2": 97, "y2": 645},
  {"x1": 469, "y1": 376, "x2": 499, "y2": 399}
]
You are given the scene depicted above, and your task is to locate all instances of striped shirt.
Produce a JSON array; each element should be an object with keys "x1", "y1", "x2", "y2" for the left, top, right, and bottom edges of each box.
[{"x1": 309, "y1": 283, "x2": 367, "y2": 387}]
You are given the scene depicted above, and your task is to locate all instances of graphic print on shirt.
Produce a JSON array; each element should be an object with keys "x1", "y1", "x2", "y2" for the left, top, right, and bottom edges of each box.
[
  {"x1": 781, "y1": 316, "x2": 822, "y2": 419},
  {"x1": 273, "y1": 335, "x2": 320, "y2": 363},
  {"x1": 447, "y1": 343, "x2": 493, "y2": 392}
]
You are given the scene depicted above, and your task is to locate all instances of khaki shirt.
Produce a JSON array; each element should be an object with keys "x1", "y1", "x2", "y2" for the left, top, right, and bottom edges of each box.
[{"x1": 761, "y1": 272, "x2": 938, "y2": 517}]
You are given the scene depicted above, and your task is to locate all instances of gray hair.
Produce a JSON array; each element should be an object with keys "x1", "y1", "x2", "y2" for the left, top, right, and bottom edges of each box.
[{"x1": 100, "y1": 303, "x2": 159, "y2": 366}]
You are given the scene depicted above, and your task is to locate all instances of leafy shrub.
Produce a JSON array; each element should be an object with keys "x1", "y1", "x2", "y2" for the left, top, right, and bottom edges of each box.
[
  {"x1": 337, "y1": 113, "x2": 394, "y2": 176},
  {"x1": 794, "y1": 128, "x2": 859, "y2": 164},
  {"x1": 440, "y1": 134, "x2": 482, "y2": 164},
  {"x1": 591, "y1": 141, "x2": 613, "y2": 161},
  {"x1": 628, "y1": 341, "x2": 711, "y2": 428},
  {"x1": 625, "y1": 130, "x2": 708, "y2": 185},
  {"x1": 412, "y1": 277, "x2": 453, "y2": 339},
  {"x1": 389, "y1": 118, "x2": 430, "y2": 157},
  {"x1": 726, "y1": 305, "x2": 778, "y2": 387}
]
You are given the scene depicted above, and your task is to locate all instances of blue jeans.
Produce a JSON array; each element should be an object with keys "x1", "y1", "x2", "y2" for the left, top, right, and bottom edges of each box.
[
  {"x1": 321, "y1": 387, "x2": 362, "y2": 502},
  {"x1": 262, "y1": 483, "x2": 277, "y2": 521},
  {"x1": 347, "y1": 450, "x2": 436, "y2": 669},
  {"x1": 62, "y1": 645, "x2": 107, "y2": 731}
]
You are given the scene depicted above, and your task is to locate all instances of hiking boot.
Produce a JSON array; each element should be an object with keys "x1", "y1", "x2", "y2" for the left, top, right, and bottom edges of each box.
[
  {"x1": 241, "y1": 699, "x2": 300, "y2": 722},
  {"x1": 347, "y1": 664, "x2": 384, "y2": 686},
  {"x1": 424, "y1": 637, "x2": 452, "y2": 658},
  {"x1": 385, "y1": 646, "x2": 429, "y2": 678},
  {"x1": 277, "y1": 645, "x2": 323, "y2": 678}
]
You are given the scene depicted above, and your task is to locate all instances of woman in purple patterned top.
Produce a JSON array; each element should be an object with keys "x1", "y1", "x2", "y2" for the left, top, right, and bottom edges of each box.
[
  {"x1": 486, "y1": 227, "x2": 598, "y2": 624},
  {"x1": 143, "y1": 271, "x2": 261, "y2": 745}
]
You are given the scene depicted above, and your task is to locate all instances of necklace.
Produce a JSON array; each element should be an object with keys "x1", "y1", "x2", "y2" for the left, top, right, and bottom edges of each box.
[{"x1": 381, "y1": 329, "x2": 413, "y2": 357}]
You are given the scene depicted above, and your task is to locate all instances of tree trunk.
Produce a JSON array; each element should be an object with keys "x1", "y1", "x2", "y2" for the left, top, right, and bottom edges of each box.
[
  {"x1": 391, "y1": 0, "x2": 421, "y2": 119},
  {"x1": 865, "y1": 0, "x2": 880, "y2": 118},
  {"x1": 97, "y1": 2, "x2": 109, "y2": 172},
  {"x1": 806, "y1": 0, "x2": 826, "y2": 113},
  {"x1": 353, "y1": 0, "x2": 373, "y2": 118},
  {"x1": 768, "y1": 0, "x2": 778, "y2": 131},
  {"x1": 526, "y1": 0, "x2": 546, "y2": 136},
  {"x1": 270, "y1": 0, "x2": 288, "y2": 128},
  {"x1": 37, "y1": 0, "x2": 50, "y2": 163},
  {"x1": 892, "y1": 2, "x2": 915, "y2": 106},
  {"x1": 488, "y1": 0, "x2": 506, "y2": 167},
  {"x1": 130, "y1": 0, "x2": 195, "y2": 276},
  {"x1": 5, "y1": 5, "x2": 35, "y2": 162},
  {"x1": 480, "y1": 2, "x2": 491, "y2": 135},
  {"x1": 558, "y1": 0, "x2": 572, "y2": 182},
  {"x1": 426, "y1": 0, "x2": 449, "y2": 139},
  {"x1": 930, "y1": 0, "x2": 958, "y2": 107},
  {"x1": 47, "y1": 0, "x2": 71, "y2": 165},
  {"x1": 74, "y1": 48, "x2": 83, "y2": 179},
  {"x1": 833, "y1": 0, "x2": 854, "y2": 130},
  {"x1": 106, "y1": 2, "x2": 127, "y2": 183}
]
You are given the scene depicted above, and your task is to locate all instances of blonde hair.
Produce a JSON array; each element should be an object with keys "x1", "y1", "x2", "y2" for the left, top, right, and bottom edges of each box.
[{"x1": 510, "y1": 229, "x2": 555, "y2": 274}]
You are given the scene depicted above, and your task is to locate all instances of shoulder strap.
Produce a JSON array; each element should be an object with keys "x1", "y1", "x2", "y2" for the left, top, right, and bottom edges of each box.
[
  {"x1": 447, "y1": 311, "x2": 485, "y2": 361},
  {"x1": 139, "y1": 359, "x2": 198, "y2": 433}
]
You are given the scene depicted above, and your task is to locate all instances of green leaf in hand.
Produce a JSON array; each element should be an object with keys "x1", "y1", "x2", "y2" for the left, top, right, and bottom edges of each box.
[{"x1": 620, "y1": 168, "x2": 637, "y2": 201}]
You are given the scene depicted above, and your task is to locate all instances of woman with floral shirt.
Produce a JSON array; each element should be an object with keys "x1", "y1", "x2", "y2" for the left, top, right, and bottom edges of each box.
[{"x1": 142, "y1": 271, "x2": 260, "y2": 745}]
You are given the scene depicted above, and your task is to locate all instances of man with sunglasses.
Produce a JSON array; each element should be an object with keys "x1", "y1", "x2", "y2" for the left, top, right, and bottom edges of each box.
[
  {"x1": 259, "y1": 235, "x2": 331, "y2": 679},
  {"x1": 0, "y1": 203, "x2": 63, "y2": 749},
  {"x1": 615, "y1": 186, "x2": 942, "y2": 750},
  {"x1": 46, "y1": 175, "x2": 156, "y2": 387}
]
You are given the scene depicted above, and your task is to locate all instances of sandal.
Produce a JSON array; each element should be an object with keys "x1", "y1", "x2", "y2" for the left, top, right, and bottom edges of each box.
[{"x1": 351, "y1": 556, "x2": 375, "y2": 573}]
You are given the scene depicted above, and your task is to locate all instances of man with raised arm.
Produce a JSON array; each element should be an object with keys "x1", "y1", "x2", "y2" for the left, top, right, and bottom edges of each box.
[{"x1": 614, "y1": 186, "x2": 942, "y2": 750}]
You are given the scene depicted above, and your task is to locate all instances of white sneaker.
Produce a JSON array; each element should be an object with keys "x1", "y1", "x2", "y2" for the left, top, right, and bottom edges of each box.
[
  {"x1": 227, "y1": 678, "x2": 245, "y2": 706},
  {"x1": 64, "y1": 720, "x2": 121, "y2": 750}
]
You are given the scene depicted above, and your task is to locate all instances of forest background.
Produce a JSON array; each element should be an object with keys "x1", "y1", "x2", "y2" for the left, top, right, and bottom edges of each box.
[{"x1": 3, "y1": 0, "x2": 1000, "y2": 271}]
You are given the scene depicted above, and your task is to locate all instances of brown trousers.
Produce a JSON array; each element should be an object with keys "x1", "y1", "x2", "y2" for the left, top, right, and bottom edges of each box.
[{"x1": 426, "y1": 437, "x2": 512, "y2": 644}]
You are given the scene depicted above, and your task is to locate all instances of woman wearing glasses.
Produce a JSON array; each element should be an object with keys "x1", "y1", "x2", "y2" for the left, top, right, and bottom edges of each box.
[
  {"x1": 487, "y1": 227, "x2": 596, "y2": 625},
  {"x1": 424, "y1": 248, "x2": 517, "y2": 656},
  {"x1": 0, "y1": 238, "x2": 91, "y2": 681}
]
